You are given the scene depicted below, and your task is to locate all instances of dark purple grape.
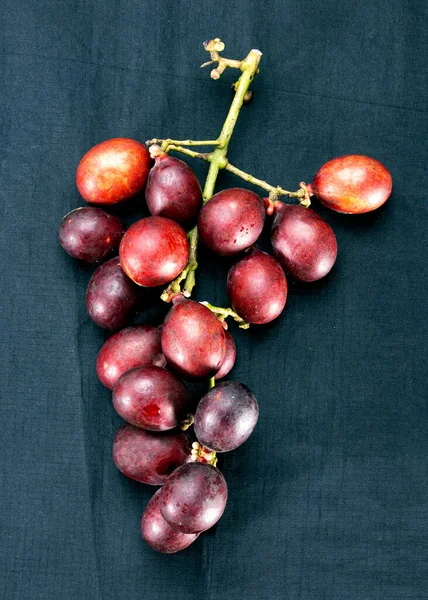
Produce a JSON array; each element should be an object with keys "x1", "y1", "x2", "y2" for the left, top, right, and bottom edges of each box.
[
  {"x1": 141, "y1": 489, "x2": 198, "y2": 553},
  {"x1": 160, "y1": 462, "x2": 228, "y2": 533},
  {"x1": 85, "y1": 257, "x2": 139, "y2": 329},
  {"x1": 161, "y1": 299, "x2": 226, "y2": 379},
  {"x1": 214, "y1": 331, "x2": 236, "y2": 380},
  {"x1": 59, "y1": 207, "x2": 124, "y2": 262},
  {"x1": 227, "y1": 250, "x2": 287, "y2": 324},
  {"x1": 198, "y1": 188, "x2": 265, "y2": 255},
  {"x1": 194, "y1": 381, "x2": 259, "y2": 452},
  {"x1": 112, "y1": 366, "x2": 190, "y2": 431},
  {"x1": 96, "y1": 325, "x2": 166, "y2": 390},
  {"x1": 112, "y1": 424, "x2": 191, "y2": 485},
  {"x1": 145, "y1": 151, "x2": 202, "y2": 223},
  {"x1": 271, "y1": 203, "x2": 337, "y2": 281}
]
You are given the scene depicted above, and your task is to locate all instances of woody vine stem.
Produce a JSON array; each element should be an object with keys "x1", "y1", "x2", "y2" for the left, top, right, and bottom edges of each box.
[{"x1": 146, "y1": 38, "x2": 310, "y2": 307}]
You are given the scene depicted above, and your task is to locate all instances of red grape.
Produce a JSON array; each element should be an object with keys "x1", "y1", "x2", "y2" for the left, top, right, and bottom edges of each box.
[
  {"x1": 141, "y1": 489, "x2": 198, "y2": 553},
  {"x1": 160, "y1": 463, "x2": 228, "y2": 533},
  {"x1": 96, "y1": 325, "x2": 165, "y2": 390},
  {"x1": 85, "y1": 257, "x2": 139, "y2": 330},
  {"x1": 119, "y1": 217, "x2": 189, "y2": 287},
  {"x1": 161, "y1": 300, "x2": 226, "y2": 379},
  {"x1": 112, "y1": 423, "x2": 191, "y2": 485},
  {"x1": 271, "y1": 203, "x2": 337, "y2": 282},
  {"x1": 227, "y1": 250, "x2": 287, "y2": 324},
  {"x1": 198, "y1": 188, "x2": 265, "y2": 255},
  {"x1": 76, "y1": 138, "x2": 151, "y2": 205},
  {"x1": 194, "y1": 381, "x2": 259, "y2": 452},
  {"x1": 145, "y1": 152, "x2": 202, "y2": 223},
  {"x1": 214, "y1": 331, "x2": 236, "y2": 380},
  {"x1": 311, "y1": 154, "x2": 392, "y2": 214},
  {"x1": 59, "y1": 207, "x2": 124, "y2": 262},
  {"x1": 112, "y1": 366, "x2": 190, "y2": 431}
]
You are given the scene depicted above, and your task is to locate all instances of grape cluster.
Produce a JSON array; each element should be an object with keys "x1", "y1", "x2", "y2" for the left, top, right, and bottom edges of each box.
[{"x1": 59, "y1": 41, "x2": 392, "y2": 554}]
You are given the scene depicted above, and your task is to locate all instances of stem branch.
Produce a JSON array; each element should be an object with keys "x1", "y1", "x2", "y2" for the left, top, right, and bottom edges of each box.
[
  {"x1": 146, "y1": 138, "x2": 219, "y2": 148},
  {"x1": 225, "y1": 163, "x2": 309, "y2": 203},
  {"x1": 162, "y1": 145, "x2": 311, "y2": 206},
  {"x1": 200, "y1": 302, "x2": 250, "y2": 329},
  {"x1": 167, "y1": 145, "x2": 210, "y2": 161}
]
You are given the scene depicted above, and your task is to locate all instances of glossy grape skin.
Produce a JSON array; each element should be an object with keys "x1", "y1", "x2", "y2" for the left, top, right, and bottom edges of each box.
[
  {"x1": 112, "y1": 366, "x2": 190, "y2": 431},
  {"x1": 227, "y1": 250, "x2": 287, "y2": 324},
  {"x1": 214, "y1": 331, "x2": 236, "y2": 380},
  {"x1": 271, "y1": 204, "x2": 338, "y2": 282},
  {"x1": 141, "y1": 489, "x2": 198, "y2": 553},
  {"x1": 59, "y1": 207, "x2": 124, "y2": 262},
  {"x1": 112, "y1": 424, "x2": 191, "y2": 485},
  {"x1": 85, "y1": 257, "x2": 139, "y2": 330},
  {"x1": 76, "y1": 138, "x2": 151, "y2": 205},
  {"x1": 311, "y1": 154, "x2": 392, "y2": 214},
  {"x1": 194, "y1": 381, "x2": 259, "y2": 452},
  {"x1": 160, "y1": 463, "x2": 228, "y2": 533},
  {"x1": 146, "y1": 153, "x2": 202, "y2": 223},
  {"x1": 96, "y1": 325, "x2": 165, "y2": 390},
  {"x1": 161, "y1": 300, "x2": 226, "y2": 379},
  {"x1": 119, "y1": 217, "x2": 189, "y2": 287},
  {"x1": 198, "y1": 188, "x2": 265, "y2": 256}
]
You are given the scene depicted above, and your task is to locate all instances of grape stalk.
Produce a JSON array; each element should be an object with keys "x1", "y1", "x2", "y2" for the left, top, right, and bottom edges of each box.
[{"x1": 60, "y1": 38, "x2": 392, "y2": 554}]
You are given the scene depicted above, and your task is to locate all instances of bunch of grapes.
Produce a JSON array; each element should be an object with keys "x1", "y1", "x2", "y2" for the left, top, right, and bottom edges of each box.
[{"x1": 59, "y1": 39, "x2": 392, "y2": 554}]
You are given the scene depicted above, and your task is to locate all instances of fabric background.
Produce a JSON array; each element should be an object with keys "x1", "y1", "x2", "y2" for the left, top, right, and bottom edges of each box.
[{"x1": 1, "y1": 1, "x2": 427, "y2": 599}]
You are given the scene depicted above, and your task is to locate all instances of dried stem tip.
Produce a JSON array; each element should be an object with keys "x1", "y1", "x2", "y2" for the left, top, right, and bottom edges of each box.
[
  {"x1": 148, "y1": 144, "x2": 165, "y2": 159},
  {"x1": 203, "y1": 38, "x2": 225, "y2": 53}
]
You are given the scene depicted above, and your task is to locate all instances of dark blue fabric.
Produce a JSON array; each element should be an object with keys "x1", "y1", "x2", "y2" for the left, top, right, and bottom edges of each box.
[{"x1": 1, "y1": 1, "x2": 427, "y2": 598}]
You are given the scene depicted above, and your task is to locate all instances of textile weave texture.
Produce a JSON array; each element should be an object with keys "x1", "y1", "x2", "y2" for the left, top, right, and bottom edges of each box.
[{"x1": 1, "y1": 1, "x2": 427, "y2": 599}]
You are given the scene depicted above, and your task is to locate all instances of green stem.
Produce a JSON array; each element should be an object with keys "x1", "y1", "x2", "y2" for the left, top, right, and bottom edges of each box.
[
  {"x1": 200, "y1": 52, "x2": 262, "y2": 205},
  {"x1": 182, "y1": 227, "x2": 198, "y2": 297},
  {"x1": 201, "y1": 302, "x2": 250, "y2": 329},
  {"x1": 208, "y1": 377, "x2": 216, "y2": 390},
  {"x1": 225, "y1": 162, "x2": 309, "y2": 202},
  {"x1": 161, "y1": 44, "x2": 262, "y2": 300},
  {"x1": 216, "y1": 54, "x2": 261, "y2": 149},
  {"x1": 146, "y1": 138, "x2": 219, "y2": 147},
  {"x1": 167, "y1": 145, "x2": 209, "y2": 160},
  {"x1": 160, "y1": 228, "x2": 198, "y2": 301},
  {"x1": 163, "y1": 145, "x2": 310, "y2": 206}
]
